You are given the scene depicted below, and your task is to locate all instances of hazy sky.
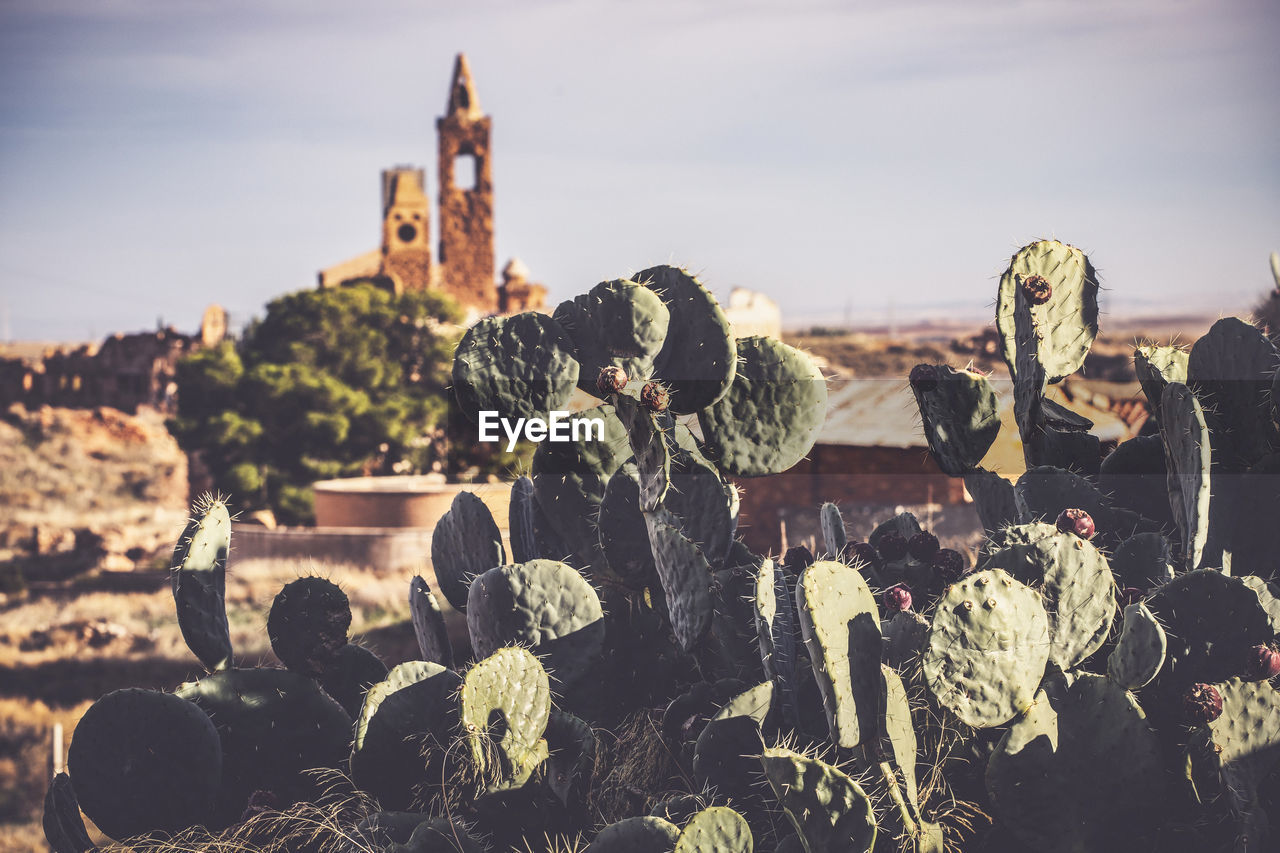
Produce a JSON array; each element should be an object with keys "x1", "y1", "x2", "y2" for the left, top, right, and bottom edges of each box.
[{"x1": 2, "y1": 0, "x2": 1277, "y2": 342}]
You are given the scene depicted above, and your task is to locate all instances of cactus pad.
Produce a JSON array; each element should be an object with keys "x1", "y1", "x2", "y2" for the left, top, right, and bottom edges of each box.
[
  {"x1": 171, "y1": 495, "x2": 233, "y2": 672},
  {"x1": 759, "y1": 747, "x2": 877, "y2": 853},
  {"x1": 995, "y1": 239, "x2": 1100, "y2": 383},
  {"x1": 451, "y1": 311, "x2": 579, "y2": 422},
  {"x1": 795, "y1": 560, "x2": 882, "y2": 748},
  {"x1": 1107, "y1": 602, "x2": 1166, "y2": 690},
  {"x1": 553, "y1": 279, "x2": 671, "y2": 395},
  {"x1": 910, "y1": 364, "x2": 1002, "y2": 476},
  {"x1": 466, "y1": 560, "x2": 605, "y2": 688},
  {"x1": 67, "y1": 688, "x2": 221, "y2": 839},
  {"x1": 697, "y1": 336, "x2": 828, "y2": 478},
  {"x1": 923, "y1": 569, "x2": 1051, "y2": 728},
  {"x1": 430, "y1": 490, "x2": 506, "y2": 612},
  {"x1": 409, "y1": 575, "x2": 454, "y2": 669},
  {"x1": 985, "y1": 673, "x2": 1163, "y2": 853},
  {"x1": 675, "y1": 806, "x2": 753, "y2": 853},
  {"x1": 644, "y1": 508, "x2": 714, "y2": 651},
  {"x1": 1159, "y1": 382, "x2": 1212, "y2": 568},
  {"x1": 459, "y1": 647, "x2": 551, "y2": 792},
  {"x1": 636, "y1": 265, "x2": 738, "y2": 413}
]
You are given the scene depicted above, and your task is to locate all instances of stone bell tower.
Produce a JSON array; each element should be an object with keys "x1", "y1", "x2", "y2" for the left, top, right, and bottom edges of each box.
[
  {"x1": 379, "y1": 167, "x2": 432, "y2": 293},
  {"x1": 436, "y1": 53, "x2": 497, "y2": 313}
]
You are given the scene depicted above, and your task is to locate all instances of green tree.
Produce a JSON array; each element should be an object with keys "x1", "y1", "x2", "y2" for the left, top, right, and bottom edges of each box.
[{"x1": 170, "y1": 284, "x2": 517, "y2": 525}]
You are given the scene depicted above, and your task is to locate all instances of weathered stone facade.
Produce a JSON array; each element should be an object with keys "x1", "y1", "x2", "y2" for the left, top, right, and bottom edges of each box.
[
  {"x1": 0, "y1": 307, "x2": 226, "y2": 414},
  {"x1": 319, "y1": 54, "x2": 545, "y2": 317}
]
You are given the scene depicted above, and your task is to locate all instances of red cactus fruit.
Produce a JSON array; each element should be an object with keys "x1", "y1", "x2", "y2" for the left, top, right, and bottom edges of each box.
[
  {"x1": 1021, "y1": 274, "x2": 1052, "y2": 305},
  {"x1": 1244, "y1": 643, "x2": 1280, "y2": 681},
  {"x1": 1181, "y1": 683, "x2": 1224, "y2": 726},
  {"x1": 908, "y1": 531, "x2": 940, "y2": 562},
  {"x1": 640, "y1": 380, "x2": 670, "y2": 413},
  {"x1": 596, "y1": 366, "x2": 628, "y2": 396},
  {"x1": 931, "y1": 548, "x2": 966, "y2": 584},
  {"x1": 883, "y1": 584, "x2": 913, "y2": 613},
  {"x1": 909, "y1": 364, "x2": 939, "y2": 392},
  {"x1": 1056, "y1": 508, "x2": 1096, "y2": 540},
  {"x1": 876, "y1": 532, "x2": 909, "y2": 562}
]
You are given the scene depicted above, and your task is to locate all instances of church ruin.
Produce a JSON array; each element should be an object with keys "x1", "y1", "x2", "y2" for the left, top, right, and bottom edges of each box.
[{"x1": 318, "y1": 54, "x2": 546, "y2": 317}]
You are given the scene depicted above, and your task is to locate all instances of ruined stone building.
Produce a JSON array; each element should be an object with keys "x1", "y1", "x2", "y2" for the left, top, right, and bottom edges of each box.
[
  {"x1": 0, "y1": 306, "x2": 227, "y2": 414},
  {"x1": 318, "y1": 54, "x2": 547, "y2": 318}
]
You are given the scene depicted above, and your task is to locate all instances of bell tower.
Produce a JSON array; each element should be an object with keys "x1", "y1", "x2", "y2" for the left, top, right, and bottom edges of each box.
[
  {"x1": 379, "y1": 167, "x2": 432, "y2": 293},
  {"x1": 436, "y1": 53, "x2": 497, "y2": 313}
]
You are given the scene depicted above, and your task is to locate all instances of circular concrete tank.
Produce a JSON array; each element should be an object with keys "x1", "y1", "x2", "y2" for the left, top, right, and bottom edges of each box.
[{"x1": 312, "y1": 476, "x2": 512, "y2": 530}]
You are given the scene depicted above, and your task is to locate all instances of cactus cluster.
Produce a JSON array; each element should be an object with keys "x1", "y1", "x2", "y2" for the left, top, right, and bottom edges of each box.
[{"x1": 47, "y1": 255, "x2": 1280, "y2": 852}]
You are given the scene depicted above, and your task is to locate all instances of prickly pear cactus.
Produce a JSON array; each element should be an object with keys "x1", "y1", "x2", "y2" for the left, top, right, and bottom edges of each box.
[
  {"x1": 986, "y1": 673, "x2": 1164, "y2": 853},
  {"x1": 995, "y1": 238, "x2": 1100, "y2": 383},
  {"x1": 1107, "y1": 601, "x2": 1166, "y2": 690},
  {"x1": 923, "y1": 569, "x2": 1051, "y2": 728},
  {"x1": 451, "y1": 311, "x2": 579, "y2": 422},
  {"x1": 170, "y1": 494, "x2": 233, "y2": 672},
  {"x1": 459, "y1": 647, "x2": 551, "y2": 792},
  {"x1": 759, "y1": 747, "x2": 878, "y2": 853},
  {"x1": 697, "y1": 336, "x2": 828, "y2": 478},
  {"x1": 430, "y1": 490, "x2": 506, "y2": 611},
  {"x1": 795, "y1": 560, "x2": 881, "y2": 748},
  {"x1": 909, "y1": 363, "x2": 1002, "y2": 476},
  {"x1": 67, "y1": 688, "x2": 222, "y2": 840}
]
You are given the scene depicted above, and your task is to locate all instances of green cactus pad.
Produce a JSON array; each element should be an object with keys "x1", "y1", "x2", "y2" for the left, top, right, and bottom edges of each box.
[
  {"x1": 675, "y1": 806, "x2": 753, "y2": 853},
  {"x1": 636, "y1": 265, "x2": 738, "y2": 413},
  {"x1": 879, "y1": 665, "x2": 921, "y2": 813},
  {"x1": 1011, "y1": 303, "x2": 1047, "y2": 447},
  {"x1": 984, "y1": 529, "x2": 1116, "y2": 671},
  {"x1": 554, "y1": 279, "x2": 671, "y2": 395},
  {"x1": 176, "y1": 667, "x2": 352, "y2": 825},
  {"x1": 1187, "y1": 316, "x2": 1280, "y2": 468},
  {"x1": 509, "y1": 475, "x2": 542, "y2": 563},
  {"x1": 430, "y1": 490, "x2": 506, "y2": 612},
  {"x1": 267, "y1": 575, "x2": 351, "y2": 677},
  {"x1": 1107, "y1": 602, "x2": 1166, "y2": 690},
  {"x1": 1098, "y1": 435, "x2": 1175, "y2": 530},
  {"x1": 66, "y1": 688, "x2": 221, "y2": 840},
  {"x1": 599, "y1": 461, "x2": 659, "y2": 585},
  {"x1": 1229, "y1": 454, "x2": 1280, "y2": 583},
  {"x1": 170, "y1": 495, "x2": 233, "y2": 672},
  {"x1": 613, "y1": 392, "x2": 673, "y2": 510},
  {"x1": 409, "y1": 576, "x2": 454, "y2": 669},
  {"x1": 1159, "y1": 382, "x2": 1213, "y2": 569},
  {"x1": 544, "y1": 709, "x2": 596, "y2": 806},
  {"x1": 451, "y1": 311, "x2": 580, "y2": 422},
  {"x1": 1013, "y1": 465, "x2": 1115, "y2": 534},
  {"x1": 1203, "y1": 678, "x2": 1280, "y2": 851},
  {"x1": 995, "y1": 239, "x2": 1100, "y2": 383},
  {"x1": 532, "y1": 403, "x2": 631, "y2": 569},
  {"x1": 697, "y1": 336, "x2": 828, "y2": 478},
  {"x1": 1111, "y1": 532, "x2": 1175, "y2": 591},
  {"x1": 644, "y1": 508, "x2": 714, "y2": 651},
  {"x1": 587, "y1": 816, "x2": 681, "y2": 852},
  {"x1": 923, "y1": 569, "x2": 1051, "y2": 728},
  {"x1": 819, "y1": 502, "x2": 848, "y2": 559},
  {"x1": 42, "y1": 773, "x2": 93, "y2": 853},
  {"x1": 664, "y1": 450, "x2": 735, "y2": 568},
  {"x1": 466, "y1": 560, "x2": 605, "y2": 688},
  {"x1": 1135, "y1": 343, "x2": 1189, "y2": 417},
  {"x1": 692, "y1": 681, "x2": 773, "y2": 796},
  {"x1": 350, "y1": 660, "x2": 461, "y2": 811},
  {"x1": 869, "y1": 511, "x2": 923, "y2": 550},
  {"x1": 795, "y1": 560, "x2": 882, "y2": 748},
  {"x1": 318, "y1": 643, "x2": 389, "y2": 718},
  {"x1": 759, "y1": 747, "x2": 877, "y2": 853},
  {"x1": 985, "y1": 673, "x2": 1163, "y2": 853},
  {"x1": 459, "y1": 647, "x2": 551, "y2": 792},
  {"x1": 754, "y1": 557, "x2": 800, "y2": 731},
  {"x1": 910, "y1": 364, "x2": 1002, "y2": 476},
  {"x1": 882, "y1": 610, "x2": 929, "y2": 672},
  {"x1": 649, "y1": 794, "x2": 707, "y2": 828},
  {"x1": 963, "y1": 468, "x2": 1021, "y2": 533},
  {"x1": 1144, "y1": 570, "x2": 1275, "y2": 693}
]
